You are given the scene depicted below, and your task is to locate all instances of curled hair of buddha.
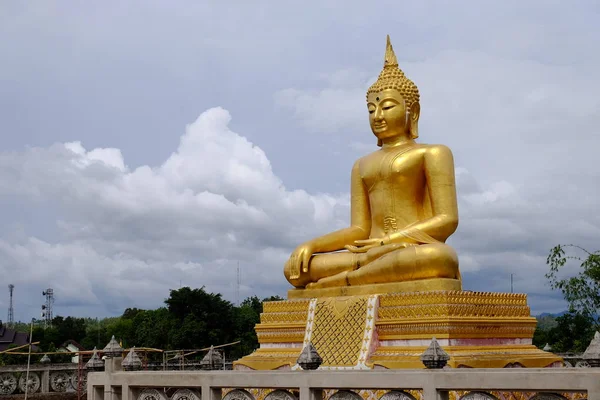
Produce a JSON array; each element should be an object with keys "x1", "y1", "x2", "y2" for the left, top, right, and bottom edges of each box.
[{"x1": 367, "y1": 35, "x2": 420, "y2": 113}]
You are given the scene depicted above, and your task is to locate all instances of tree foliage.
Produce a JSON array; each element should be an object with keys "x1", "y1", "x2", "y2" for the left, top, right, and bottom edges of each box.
[
  {"x1": 533, "y1": 311, "x2": 595, "y2": 353},
  {"x1": 3, "y1": 287, "x2": 282, "y2": 364},
  {"x1": 546, "y1": 244, "x2": 600, "y2": 326}
]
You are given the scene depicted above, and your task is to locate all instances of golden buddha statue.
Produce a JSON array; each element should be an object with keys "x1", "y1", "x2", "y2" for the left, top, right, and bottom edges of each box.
[
  {"x1": 284, "y1": 35, "x2": 460, "y2": 291},
  {"x1": 237, "y1": 36, "x2": 557, "y2": 372}
]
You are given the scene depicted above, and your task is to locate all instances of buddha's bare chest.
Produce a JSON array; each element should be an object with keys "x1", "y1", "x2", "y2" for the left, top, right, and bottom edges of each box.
[{"x1": 360, "y1": 148, "x2": 425, "y2": 192}]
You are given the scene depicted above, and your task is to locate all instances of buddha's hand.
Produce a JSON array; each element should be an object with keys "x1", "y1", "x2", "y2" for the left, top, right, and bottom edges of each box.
[
  {"x1": 345, "y1": 236, "x2": 391, "y2": 253},
  {"x1": 286, "y1": 242, "x2": 315, "y2": 279}
]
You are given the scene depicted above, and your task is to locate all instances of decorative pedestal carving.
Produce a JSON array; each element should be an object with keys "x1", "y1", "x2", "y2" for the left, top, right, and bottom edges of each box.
[
  {"x1": 288, "y1": 279, "x2": 462, "y2": 299},
  {"x1": 233, "y1": 291, "x2": 562, "y2": 370}
]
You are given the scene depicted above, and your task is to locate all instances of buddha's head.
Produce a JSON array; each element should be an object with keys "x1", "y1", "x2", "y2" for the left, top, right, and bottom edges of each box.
[{"x1": 367, "y1": 36, "x2": 420, "y2": 146}]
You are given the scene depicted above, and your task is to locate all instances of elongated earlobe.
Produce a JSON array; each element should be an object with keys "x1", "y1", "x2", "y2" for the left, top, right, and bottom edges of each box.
[
  {"x1": 409, "y1": 103, "x2": 420, "y2": 139},
  {"x1": 410, "y1": 121, "x2": 419, "y2": 139}
]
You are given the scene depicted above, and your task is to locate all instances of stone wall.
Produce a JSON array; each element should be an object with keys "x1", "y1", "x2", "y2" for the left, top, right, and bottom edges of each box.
[{"x1": 0, "y1": 363, "x2": 85, "y2": 395}]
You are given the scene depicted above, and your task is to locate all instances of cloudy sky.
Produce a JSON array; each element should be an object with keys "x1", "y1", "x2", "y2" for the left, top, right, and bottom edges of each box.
[{"x1": 1, "y1": 1, "x2": 599, "y2": 321}]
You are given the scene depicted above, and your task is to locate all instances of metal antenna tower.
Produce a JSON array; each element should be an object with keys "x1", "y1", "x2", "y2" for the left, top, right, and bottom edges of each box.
[
  {"x1": 7, "y1": 284, "x2": 14, "y2": 327},
  {"x1": 236, "y1": 262, "x2": 241, "y2": 306},
  {"x1": 510, "y1": 273, "x2": 514, "y2": 293},
  {"x1": 41, "y1": 288, "x2": 54, "y2": 328}
]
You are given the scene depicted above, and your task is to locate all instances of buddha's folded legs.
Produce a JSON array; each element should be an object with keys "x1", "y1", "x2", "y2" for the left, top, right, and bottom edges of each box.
[
  {"x1": 347, "y1": 243, "x2": 458, "y2": 286},
  {"x1": 284, "y1": 251, "x2": 357, "y2": 288},
  {"x1": 305, "y1": 243, "x2": 458, "y2": 289},
  {"x1": 284, "y1": 244, "x2": 407, "y2": 288}
]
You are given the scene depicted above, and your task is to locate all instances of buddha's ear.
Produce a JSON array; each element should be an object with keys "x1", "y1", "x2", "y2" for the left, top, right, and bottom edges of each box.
[
  {"x1": 377, "y1": 138, "x2": 383, "y2": 147},
  {"x1": 409, "y1": 102, "x2": 420, "y2": 139}
]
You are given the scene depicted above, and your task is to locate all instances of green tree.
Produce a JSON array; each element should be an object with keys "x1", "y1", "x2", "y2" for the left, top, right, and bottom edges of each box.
[
  {"x1": 546, "y1": 311, "x2": 595, "y2": 353},
  {"x1": 546, "y1": 244, "x2": 600, "y2": 326},
  {"x1": 533, "y1": 314, "x2": 558, "y2": 349},
  {"x1": 165, "y1": 287, "x2": 235, "y2": 347},
  {"x1": 536, "y1": 315, "x2": 558, "y2": 331},
  {"x1": 133, "y1": 308, "x2": 173, "y2": 349},
  {"x1": 242, "y1": 296, "x2": 262, "y2": 315},
  {"x1": 81, "y1": 325, "x2": 109, "y2": 351},
  {"x1": 54, "y1": 316, "x2": 87, "y2": 344},
  {"x1": 106, "y1": 318, "x2": 135, "y2": 348},
  {"x1": 11, "y1": 322, "x2": 31, "y2": 333},
  {"x1": 34, "y1": 326, "x2": 60, "y2": 352},
  {"x1": 262, "y1": 295, "x2": 284, "y2": 302},
  {"x1": 3, "y1": 287, "x2": 285, "y2": 362},
  {"x1": 122, "y1": 308, "x2": 145, "y2": 320},
  {"x1": 170, "y1": 314, "x2": 207, "y2": 350},
  {"x1": 227, "y1": 295, "x2": 286, "y2": 359},
  {"x1": 0, "y1": 344, "x2": 25, "y2": 365},
  {"x1": 231, "y1": 297, "x2": 262, "y2": 358},
  {"x1": 532, "y1": 326, "x2": 549, "y2": 349}
]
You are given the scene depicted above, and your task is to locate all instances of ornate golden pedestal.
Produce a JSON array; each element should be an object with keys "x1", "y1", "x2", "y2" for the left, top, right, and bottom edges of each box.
[
  {"x1": 288, "y1": 278, "x2": 462, "y2": 299},
  {"x1": 234, "y1": 291, "x2": 562, "y2": 370}
]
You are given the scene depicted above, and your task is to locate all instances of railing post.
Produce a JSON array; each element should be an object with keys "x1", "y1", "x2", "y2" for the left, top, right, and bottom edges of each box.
[
  {"x1": 299, "y1": 387, "x2": 322, "y2": 400},
  {"x1": 589, "y1": 378, "x2": 600, "y2": 400},
  {"x1": 122, "y1": 384, "x2": 131, "y2": 400},
  {"x1": 201, "y1": 385, "x2": 221, "y2": 400},
  {"x1": 103, "y1": 357, "x2": 122, "y2": 400},
  {"x1": 41, "y1": 368, "x2": 50, "y2": 393},
  {"x1": 423, "y1": 382, "x2": 447, "y2": 400}
]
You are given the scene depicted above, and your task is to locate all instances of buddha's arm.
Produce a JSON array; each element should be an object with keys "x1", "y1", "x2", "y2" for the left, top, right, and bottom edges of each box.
[
  {"x1": 386, "y1": 145, "x2": 459, "y2": 245},
  {"x1": 311, "y1": 160, "x2": 371, "y2": 253}
]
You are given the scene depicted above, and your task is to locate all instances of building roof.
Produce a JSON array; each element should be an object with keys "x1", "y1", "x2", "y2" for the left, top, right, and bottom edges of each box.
[
  {"x1": 59, "y1": 339, "x2": 86, "y2": 351},
  {"x1": 0, "y1": 321, "x2": 38, "y2": 352}
]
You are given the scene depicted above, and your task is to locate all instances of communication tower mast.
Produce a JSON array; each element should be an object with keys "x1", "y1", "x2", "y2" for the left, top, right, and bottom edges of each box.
[
  {"x1": 236, "y1": 262, "x2": 241, "y2": 306},
  {"x1": 7, "y1": 284, "x2": 14, "y2": 327},
  {"x1": 41, "y1": 288, "x2": 54, "y2": 328}
]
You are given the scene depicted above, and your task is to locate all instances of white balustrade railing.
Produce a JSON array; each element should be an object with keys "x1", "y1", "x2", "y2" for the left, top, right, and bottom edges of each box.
[{"x1": 87, "y1": 358, "x2": 600, "y2": 400}]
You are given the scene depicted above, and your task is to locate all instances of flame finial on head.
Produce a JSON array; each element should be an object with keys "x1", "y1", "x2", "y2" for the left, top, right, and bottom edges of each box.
[
  {"x1": 367, "y1": 35, "x2": 419, "y2": 110},
  {"x1": 384, "y1": 35, "x2": 398, "y2": 66}
]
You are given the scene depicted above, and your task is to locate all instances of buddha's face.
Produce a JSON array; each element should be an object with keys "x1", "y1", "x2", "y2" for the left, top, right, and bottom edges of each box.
[{"x1": 367, "y1": 89, "x2": 409, "y2": 142}]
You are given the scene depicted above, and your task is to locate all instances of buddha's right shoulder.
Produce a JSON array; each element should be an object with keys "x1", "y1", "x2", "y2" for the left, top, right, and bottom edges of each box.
[
  {"x1": 423, "y1": 143, "x2": 454, "y2": 157},
  {"x1": 354, "y1": 153, "x2": 373, "y2": 170}
]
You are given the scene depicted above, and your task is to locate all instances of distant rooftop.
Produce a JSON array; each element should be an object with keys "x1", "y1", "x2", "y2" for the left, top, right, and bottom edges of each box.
[{"x1": 0, "y1": 320, "x2": 39, "y2": 352}]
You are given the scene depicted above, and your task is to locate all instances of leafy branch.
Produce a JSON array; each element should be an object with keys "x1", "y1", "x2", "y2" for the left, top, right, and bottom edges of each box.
[{"x1": 546, "y1": 244, "x2": 600, "y2": 327}]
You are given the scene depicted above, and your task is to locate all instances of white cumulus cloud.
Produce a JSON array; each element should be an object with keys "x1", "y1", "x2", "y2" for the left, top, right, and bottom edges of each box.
[{"x1": 0, "y1": 107, "x2": 349, "y2": 318}]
